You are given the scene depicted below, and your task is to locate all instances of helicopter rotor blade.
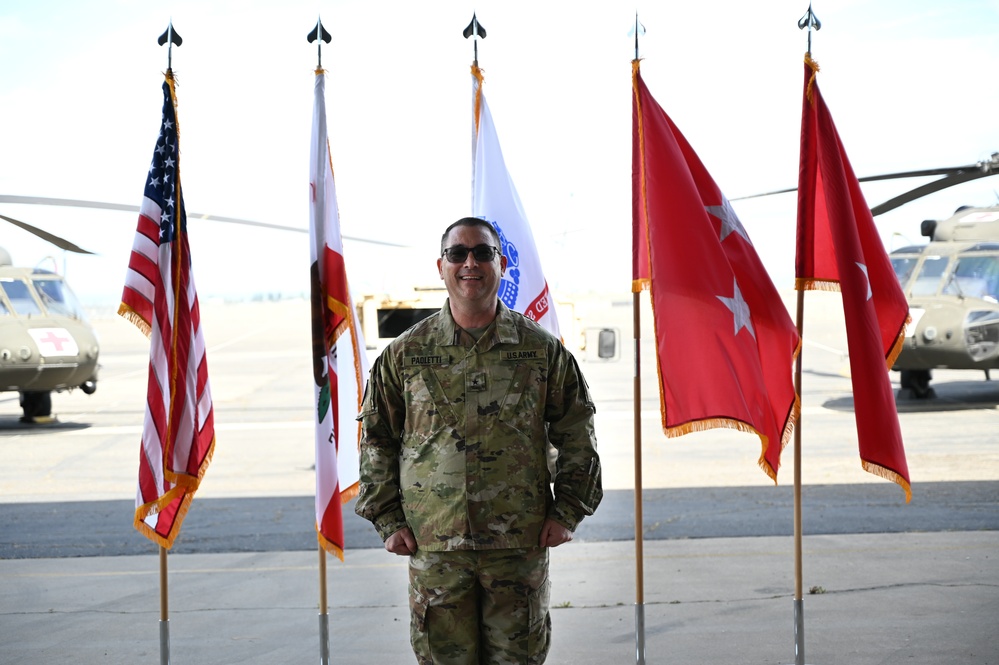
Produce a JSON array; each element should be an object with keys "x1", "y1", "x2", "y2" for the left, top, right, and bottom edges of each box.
[
  {"x1": 0, "y1": 213, "x2": 95, "y2": 254},
  {"x1": 730, "y1": 185, "x2": 798, "y2": 201},
  {"x1": 0, "y1": 195, "x2": 410, "y2": 248},
  {"x1": 869, "y1": 168, "x2": 997, "y2": 216},
  {"x1": 731, "y1": 153, "x2": 999, "y2": 216},
  {"x1": 858, "y1": 165, "x2": 982, "y2": 182}
]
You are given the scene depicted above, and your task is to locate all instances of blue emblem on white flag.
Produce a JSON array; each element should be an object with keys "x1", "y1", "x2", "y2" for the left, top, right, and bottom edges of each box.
[{"x1": 492, "y1": 220, "x2": 521, "y2": 308}]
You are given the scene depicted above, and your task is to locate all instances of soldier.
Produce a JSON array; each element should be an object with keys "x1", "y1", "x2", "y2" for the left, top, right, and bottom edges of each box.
[{"x1": 355, "y1": 217, "x2": 602, "y2": 664}]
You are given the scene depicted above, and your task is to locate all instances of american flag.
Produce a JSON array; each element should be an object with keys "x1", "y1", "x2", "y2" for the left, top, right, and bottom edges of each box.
[{"x1": 119, "y1": 71, "x2": 216, "y2": 548}]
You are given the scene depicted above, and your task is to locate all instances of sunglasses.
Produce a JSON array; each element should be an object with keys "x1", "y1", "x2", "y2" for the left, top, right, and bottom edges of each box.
[{"x1": 441, "y1": 244, "x2": 501, "y2": 264}]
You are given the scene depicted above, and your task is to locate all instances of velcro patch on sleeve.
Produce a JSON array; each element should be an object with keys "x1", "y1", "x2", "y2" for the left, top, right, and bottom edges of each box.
[
  {"x1": 404, "y1": 354, "x2": 448, "y2": 367},
  {"x1": 499, "y1": 349, "x2": 546, "y2": 361}
]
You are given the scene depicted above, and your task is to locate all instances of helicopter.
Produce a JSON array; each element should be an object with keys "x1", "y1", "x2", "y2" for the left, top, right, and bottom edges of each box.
[
  {"x1": 739, "y1": 152, "x2": 999, "y2": 399},
  {"x1": 889, "y1": 204, "x2": 999, "y2": 398},
  {"x1": 1, "y1": 214, "x2": 100, "y2": 423}
]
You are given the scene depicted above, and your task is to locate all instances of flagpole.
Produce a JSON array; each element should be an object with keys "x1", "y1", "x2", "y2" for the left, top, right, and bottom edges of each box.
[
  {"x1": 307, "y1": 19, "x2": 334, "y2": 665},
  {"x1": 319, "y1": 545, "x2": 330, "y2": 665},
  {"x1": 630, "y1": 19, "x2": 647, "y2": 663},
  {"x1": 153, "y1": 25, "x2": 182, "y2": 665},
  {"x1": 792, "y1": 11, "x2": 819, "y2": 665},
  {"x1": 792, "y1": 289, "x2": 807, "y2": 665},
  {"x1": 632, "y1": 291, "x2": 646, "y2": 665},
  {"x1": 465, "y1": 12, "x2": 487, "y2": 215},
  {"x1": 791, "y1": 11, "x2": 819, "y2": 665},
  {"x1": 159, "y1": 545, "x2": 170, "y2": 665}
]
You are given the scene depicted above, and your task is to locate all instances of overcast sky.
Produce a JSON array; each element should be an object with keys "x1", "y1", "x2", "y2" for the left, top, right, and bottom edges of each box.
[{"x1": 2, "y1": 0, "x2": 998, "y2": 306}]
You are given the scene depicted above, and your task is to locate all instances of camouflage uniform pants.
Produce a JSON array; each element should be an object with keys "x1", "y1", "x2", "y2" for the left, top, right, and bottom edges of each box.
[{"x1": 408, "y1": 547, "x2": 551, "y2": 664}]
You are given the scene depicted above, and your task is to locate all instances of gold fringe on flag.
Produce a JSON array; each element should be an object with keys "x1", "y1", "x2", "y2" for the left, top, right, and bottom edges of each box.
[
  {"x1": 163, "y1": 436, "x2": 217, "y2": 490},
  {"x1": 326, "y1": 289, "x2": 367, "y2": 475},
  {"x1": 804, "y1": 53, "x2": 820, "y2": 103},
  {"x1": 885, "y1": 315, "x2": 911, "y2": 370},
  {"x1": 632, "y1": 277, "x2": 650, "y2": 293},
  {"x1": 117, "y1": 303, "x2": 152, "y2": 338},
  {"x1": 317, "y1": 525, "x2": 345, "y2": 561},
  {"x1": 631, "y1": 59, "x2": 654, "y2": 297},
  {"x1": 862, "y1": 460, "x2": 912, "y2": 503},
  {"x1": 133, "y1": 432, "x2": 216, "y2": 551},
  {"x1": 135, "y1": 488, "x2": 194, "y2": 550},
  {"x1": 795, "y1": 276, "x2": 839, "y2": 293},
  {"x1": 758, "y1": 335, "x2": 804, "y2": 484},
  {"x1": 472, "y1": 64, "x2": 485, "y2": 135},
  {"x1": 666, "y1": 416, "x2": 759, "y2": 440}
]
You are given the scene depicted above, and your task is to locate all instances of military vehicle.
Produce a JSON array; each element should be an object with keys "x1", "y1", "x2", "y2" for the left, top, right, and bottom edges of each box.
[
  {"x1": 889, "y1": 205, "x2": 999, "y2": 397},
  {"x1": 0, "y1": 214, "x2": 100, "y2": 422},
  {"x1": 845, "y1": 152, "x2": 999, "y2": 397},
  {"x1": 355, "y1": 286, "x2": 619, "y2": 362},
  {"x1": 739, "y1": 152, "x2": 999, "y2": 398}
]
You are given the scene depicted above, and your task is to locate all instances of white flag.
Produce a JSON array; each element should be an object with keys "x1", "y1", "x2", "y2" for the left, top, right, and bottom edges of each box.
[
  {"x1": 310, "y1": 69, "x2": 370, "y2": 559},
  {"x1": 472, "y1": 65, "x2": 560, "y2": 337}
]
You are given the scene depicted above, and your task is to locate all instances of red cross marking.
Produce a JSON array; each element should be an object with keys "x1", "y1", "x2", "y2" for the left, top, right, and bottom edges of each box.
[{"x1": 38, "y1": 330, "x2": 72, "y2": 351}]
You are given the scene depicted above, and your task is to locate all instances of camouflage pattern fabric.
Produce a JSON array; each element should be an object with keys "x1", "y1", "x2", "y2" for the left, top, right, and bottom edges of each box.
[
  {"x1": 409, "y1": 547, "x2": 551, "y2": 665},
  {"x1": 355, "y1": 299, "x2": 602, "y2": 550}
]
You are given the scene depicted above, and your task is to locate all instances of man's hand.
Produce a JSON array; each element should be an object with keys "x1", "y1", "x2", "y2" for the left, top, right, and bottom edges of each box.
[
  {"x1": 539, "y1": 518, "x2": 573, "y2": 548},
  {"x1": 384, "y1": 527, "x2": 417, "y2": 556}
]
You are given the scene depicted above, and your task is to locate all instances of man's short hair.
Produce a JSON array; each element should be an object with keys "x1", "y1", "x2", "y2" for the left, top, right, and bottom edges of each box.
[{"x1": 441, "y1": 217, "x2": 502, "y2": 255}]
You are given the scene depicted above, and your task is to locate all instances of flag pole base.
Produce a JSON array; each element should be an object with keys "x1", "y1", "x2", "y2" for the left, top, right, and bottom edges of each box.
[
  {"x1": 779, "y1": 598, "x2": 816, "y2": 665},
  {"x1": 319, "y1": 612, "x2": 330, "y2": 665},
  {"x1": 634, "y1": 603, "x2": 646, "y2": 664},
  {"x1": 159, "y1": 619, "x2": 170, "y2": 665}
]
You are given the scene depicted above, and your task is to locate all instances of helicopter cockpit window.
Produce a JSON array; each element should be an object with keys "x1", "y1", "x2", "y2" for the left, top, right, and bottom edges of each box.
[
  {"x1": 0, "y1": 278, "x2": 42, "y2": 316},
  {"x1": 942, "y1": 255, "x2": 999, "y2": 303},
  {"x1": 910, "y1": 255, "x2": 949, "y2": 296},
  {"x1": 32, "y1": 277, "x2": 86, "y2": 320},
  {"x1": 890, "y1": 256, "x2": 919, "y2": 288}
]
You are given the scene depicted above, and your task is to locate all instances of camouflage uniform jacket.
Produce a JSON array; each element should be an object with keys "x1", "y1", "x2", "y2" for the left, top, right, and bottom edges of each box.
[{"x1": 355, "y1": 299, "x2": 602, "y2": 551}]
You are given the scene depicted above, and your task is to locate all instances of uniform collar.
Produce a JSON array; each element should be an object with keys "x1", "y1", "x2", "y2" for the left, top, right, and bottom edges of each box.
[{"x1": 436, "y1": 298, "x2": 520, "y2": 347}]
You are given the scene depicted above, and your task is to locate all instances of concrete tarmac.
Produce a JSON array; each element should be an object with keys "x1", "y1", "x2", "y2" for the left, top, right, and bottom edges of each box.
[
  {"x1": 2, "y1": 532, "x2": 997, "y2": 664},
  {"x1": 2, "y1": 294, "x2": 998, "y2": 664}
]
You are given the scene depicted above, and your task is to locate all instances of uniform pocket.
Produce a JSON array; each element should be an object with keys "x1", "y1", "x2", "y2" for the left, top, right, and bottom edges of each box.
[
  {"x1": 410, "y1": 586, "x2": 431, "y2": 655},
  {"x1": 403, "y1": 368, "x2": 457, "y2": 446},
  {"x1": 527, "y1": 577, "x2": 552, "y2": 662},
  {"x1": 497, "y1": 362, "x2": 546, "y2": 439}
]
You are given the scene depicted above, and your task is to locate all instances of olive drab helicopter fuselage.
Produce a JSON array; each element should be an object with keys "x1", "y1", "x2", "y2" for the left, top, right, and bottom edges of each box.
[
  {"x1": 889, "y1": 205, "x2": 999, "y2": 397},
  {"x1": 0, "y1": 247, "x2": 99, "y2": 422}
]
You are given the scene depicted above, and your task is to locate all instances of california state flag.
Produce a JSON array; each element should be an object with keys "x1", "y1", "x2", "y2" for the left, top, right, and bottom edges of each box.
[
  {"x1": 471, "y1": 65, "x2": 560, "y2": 336},
  {"x1": 310, "y1": 68, "x2": 369, "y2": 559}
]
